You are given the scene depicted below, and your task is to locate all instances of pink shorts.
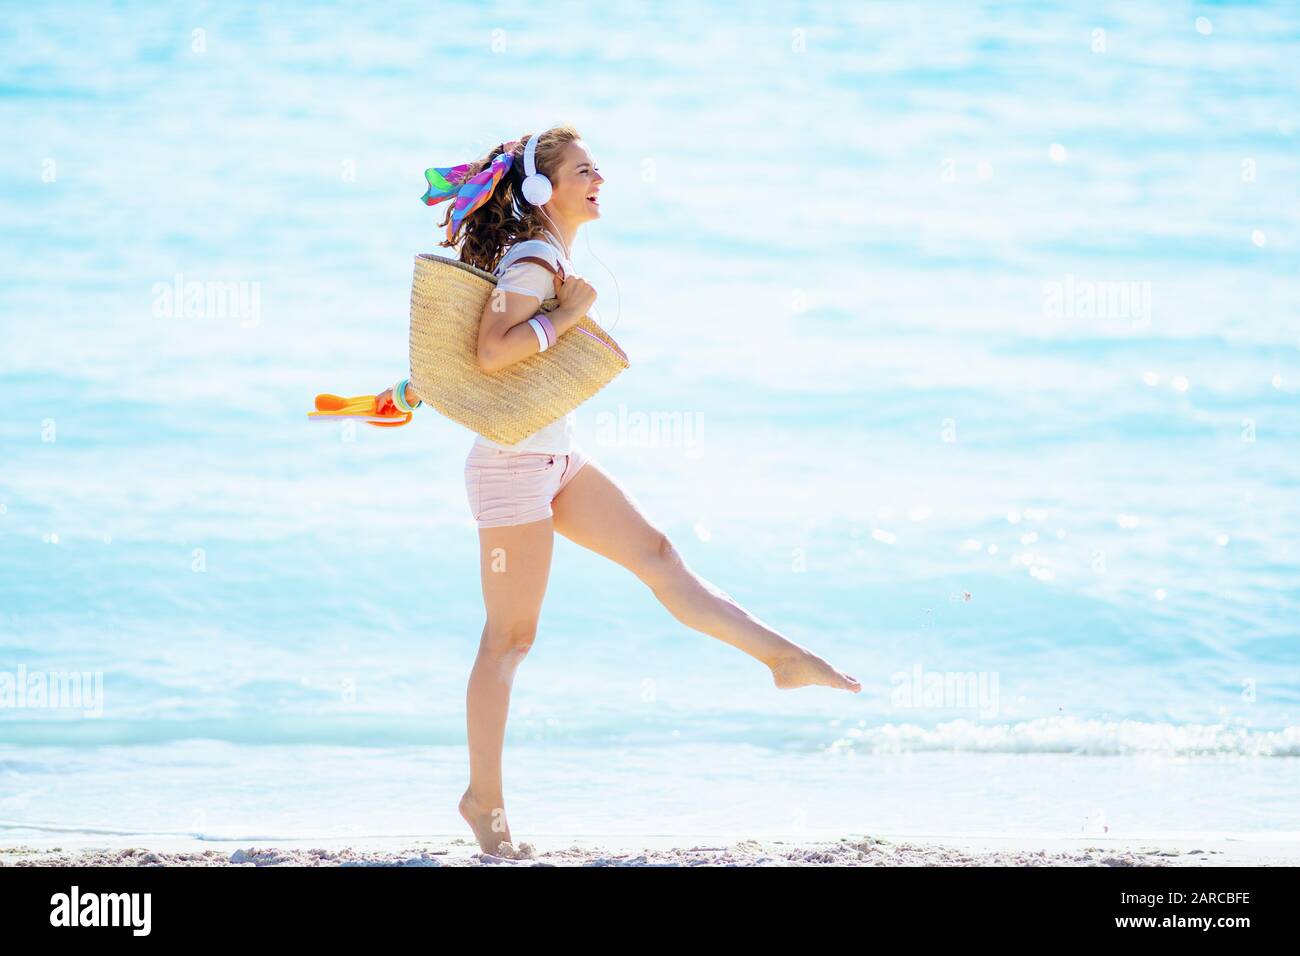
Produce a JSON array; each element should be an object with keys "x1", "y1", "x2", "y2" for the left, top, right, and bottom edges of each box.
[{"x1": 464, "y1": 443, "x2": 592, "y2": 529}]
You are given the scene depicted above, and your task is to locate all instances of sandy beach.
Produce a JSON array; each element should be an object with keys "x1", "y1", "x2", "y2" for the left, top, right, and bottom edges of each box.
[{"x1": 4, "y1": 832, "x2": 1297, "y2": 867}]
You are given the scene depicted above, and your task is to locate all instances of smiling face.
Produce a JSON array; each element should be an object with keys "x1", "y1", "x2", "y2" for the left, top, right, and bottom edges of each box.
[{"x1": 541, "y1": 139, "x2": 604, "y2": 226}]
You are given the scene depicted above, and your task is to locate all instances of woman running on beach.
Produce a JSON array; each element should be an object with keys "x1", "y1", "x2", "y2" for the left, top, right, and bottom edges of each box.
[{"x1": 378, "y1": 125, "x2": 861, "y2": 855}]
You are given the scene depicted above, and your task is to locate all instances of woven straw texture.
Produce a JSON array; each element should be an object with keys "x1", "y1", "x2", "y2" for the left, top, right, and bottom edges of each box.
[{"x1": 408, "y1": 254, "x2": 629, "y2": 445}]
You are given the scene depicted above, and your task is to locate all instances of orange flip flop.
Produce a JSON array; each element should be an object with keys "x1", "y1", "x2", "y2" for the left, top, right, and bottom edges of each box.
[{"x1": 309, "y1": 393, "x2": 412, "y2": 427}]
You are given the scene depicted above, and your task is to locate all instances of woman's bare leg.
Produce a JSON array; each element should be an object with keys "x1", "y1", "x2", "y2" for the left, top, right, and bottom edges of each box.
[
  {"x1": 552, "y1": 461, "x2": 860, "y2": 692},
  {"x1": 460, "y1": 516, "x2": 554, "y2": 854}
]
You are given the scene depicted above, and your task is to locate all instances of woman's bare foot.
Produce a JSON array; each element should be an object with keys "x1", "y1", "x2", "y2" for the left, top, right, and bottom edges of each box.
[
  {"x1": 770, "y1": 648, "x2": 862, "y2": 692},
  {"x1": 459, "y1": 787, "x2": 510, "y2": 855}
]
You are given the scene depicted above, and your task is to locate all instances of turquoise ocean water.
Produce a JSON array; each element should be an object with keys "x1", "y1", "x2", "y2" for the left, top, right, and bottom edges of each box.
[{"x1": 1, "y1": 2, "x2": 1298, "y2": 840}]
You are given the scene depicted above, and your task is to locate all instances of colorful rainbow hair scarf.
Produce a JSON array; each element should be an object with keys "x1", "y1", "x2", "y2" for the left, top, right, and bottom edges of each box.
[{"x1": 422, "y1": 143, "x2": 519, "y2": 242}]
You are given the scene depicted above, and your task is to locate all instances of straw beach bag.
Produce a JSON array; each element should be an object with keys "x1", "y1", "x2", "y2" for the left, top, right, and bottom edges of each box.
[{"x1": 408, "y1": 253, "x2": 629, "y2": 445}]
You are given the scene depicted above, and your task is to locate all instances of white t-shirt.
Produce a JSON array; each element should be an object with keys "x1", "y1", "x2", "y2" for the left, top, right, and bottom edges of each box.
[{"x1": 472, "y1": 233, "x2": 577, "y2": 455}]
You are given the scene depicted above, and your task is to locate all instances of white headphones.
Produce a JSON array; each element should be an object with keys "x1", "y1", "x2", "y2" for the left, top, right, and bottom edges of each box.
[{"x1": 520, "y1": 132, "x2": 552, "y2": 206}]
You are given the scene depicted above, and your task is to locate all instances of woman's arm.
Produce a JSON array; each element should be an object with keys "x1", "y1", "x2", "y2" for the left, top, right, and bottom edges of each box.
[
  {"x1": 375, "y1": 269, "x2": 598, "y2": 408},
  {"x1": 375, "y1": 381, "x2": 420, "y2": 414},
  {"x1": 477, "y1": 273, "x2": 597, "y2": 373}
]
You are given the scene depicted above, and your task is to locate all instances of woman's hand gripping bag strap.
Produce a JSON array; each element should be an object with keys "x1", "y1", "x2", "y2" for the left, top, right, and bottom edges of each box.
[{"x1": 406, "y1": 252, "x2": 629, "y2": 446}]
